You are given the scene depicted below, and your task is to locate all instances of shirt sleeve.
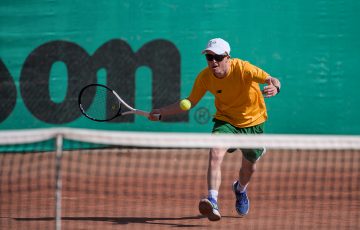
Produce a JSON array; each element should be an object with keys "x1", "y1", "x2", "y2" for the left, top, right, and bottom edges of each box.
[
  {"x1": 243, "y1": 61, "x2": 269, "y2": 84},
  {"x1": 187, "y1": 72, "x2": 208, "y2": 105}
]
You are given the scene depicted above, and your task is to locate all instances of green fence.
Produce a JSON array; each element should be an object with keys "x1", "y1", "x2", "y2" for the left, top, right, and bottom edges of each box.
[{"x1": 1, "y1": 0, "x2": 359, "y2": 134}]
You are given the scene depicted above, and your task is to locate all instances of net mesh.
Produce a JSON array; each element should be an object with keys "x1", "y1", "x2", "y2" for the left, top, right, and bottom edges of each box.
[{"x1": 0, "y1": 128, "x2": 359, "y2": 230}]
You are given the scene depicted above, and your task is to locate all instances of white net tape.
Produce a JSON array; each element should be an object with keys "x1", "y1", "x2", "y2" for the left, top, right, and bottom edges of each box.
[{"x1": 0, "y1": 128, "x2": 360, "y2": 150}]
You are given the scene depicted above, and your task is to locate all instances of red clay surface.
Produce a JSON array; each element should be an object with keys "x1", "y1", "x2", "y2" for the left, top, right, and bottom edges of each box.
[{"x1": 1, "y1": 148, "x2": 359, "y2": 229}]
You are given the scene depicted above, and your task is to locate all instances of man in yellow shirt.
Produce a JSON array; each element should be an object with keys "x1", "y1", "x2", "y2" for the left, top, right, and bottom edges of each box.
[{"x1": 149, "y1": 38, "x2": 281, "y2": 221}]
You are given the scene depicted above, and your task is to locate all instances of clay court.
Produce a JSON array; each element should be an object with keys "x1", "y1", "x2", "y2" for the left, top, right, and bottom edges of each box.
[{"x1": 1, "y1": 148, "x2": 359, "y2": 229}]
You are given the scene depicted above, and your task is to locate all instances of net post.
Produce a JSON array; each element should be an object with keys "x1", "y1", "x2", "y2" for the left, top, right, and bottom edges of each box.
[{"x1": 55, "y1": 134, "x2": 63, "y2": 230}]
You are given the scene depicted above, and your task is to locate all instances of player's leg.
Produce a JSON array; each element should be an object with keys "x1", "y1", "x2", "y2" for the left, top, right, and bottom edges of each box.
[
  {"x1": 199, "y1": 147, "x2": 227, "y2": 221},
  {"x1": 239, "y1": 156, "x2": 257, "y2": 191},
  {"x1": 232, "y1": 156, "x2": 257, "y2": 216},
  {"x1": 232, "y1": 122, "x2": 266, "y2": 216},
  {"x1": 232, "y1": 147, "x2": 265, "y2": 216},
  {"x1": 208, "y1": 147, "x2": 228, "y2": 194},
  {"x1": 199, "y1": 118, "x2": 239, "y2": 221}
]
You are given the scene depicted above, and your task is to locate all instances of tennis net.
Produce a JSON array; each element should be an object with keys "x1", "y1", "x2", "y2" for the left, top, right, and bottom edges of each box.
[{"x1": 0, "y1": 128, "x2": 359, "y2": 230}]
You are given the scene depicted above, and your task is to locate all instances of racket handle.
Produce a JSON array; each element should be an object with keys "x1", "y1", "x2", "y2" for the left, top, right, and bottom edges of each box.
[
  {"x1": 134, "y1": 110, "x2": 161, "y2": 120},
  {"x1": 153, "y1": 113, "x2": 162, "y2": 121}
]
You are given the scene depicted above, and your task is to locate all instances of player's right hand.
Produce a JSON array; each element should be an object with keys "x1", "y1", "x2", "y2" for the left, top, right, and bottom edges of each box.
[{"x1": 148, "y1": 109, "x2": 162, "y2": 121}]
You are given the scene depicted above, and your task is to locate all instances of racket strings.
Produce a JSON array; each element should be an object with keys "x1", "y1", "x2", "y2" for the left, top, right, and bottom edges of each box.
[{"x1": 81, "y1": 85, "x2": 120, "y2": 121}]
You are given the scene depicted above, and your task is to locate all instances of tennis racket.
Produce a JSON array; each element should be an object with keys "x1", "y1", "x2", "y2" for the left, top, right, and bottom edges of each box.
[{"x1": 78, "y1": 83, "x2": 159, "y2": 122}]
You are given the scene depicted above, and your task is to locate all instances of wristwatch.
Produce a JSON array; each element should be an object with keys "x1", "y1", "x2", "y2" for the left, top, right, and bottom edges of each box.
[{"x1": 275, "y1": 86, "x2": 280, "y2": 94}]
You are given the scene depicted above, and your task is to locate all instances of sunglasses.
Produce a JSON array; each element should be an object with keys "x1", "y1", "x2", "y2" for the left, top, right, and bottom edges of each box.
[{"x1": 205, "y1": 54, "x2": 227, "y2": 62}]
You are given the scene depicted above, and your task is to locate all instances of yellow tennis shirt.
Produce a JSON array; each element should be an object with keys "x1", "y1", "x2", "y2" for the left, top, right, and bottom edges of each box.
[{"x1": 188, "y1": 58, "x2": 269, "y2": 128}]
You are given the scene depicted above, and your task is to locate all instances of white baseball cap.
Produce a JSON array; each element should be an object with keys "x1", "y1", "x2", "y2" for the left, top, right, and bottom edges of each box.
[{"x1": 202, "y1": 38, "x2": 231, "y2": 55}]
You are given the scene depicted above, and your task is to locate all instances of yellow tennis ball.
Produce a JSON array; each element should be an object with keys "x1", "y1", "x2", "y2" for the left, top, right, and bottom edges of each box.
[{"x1": 179, "y1": 99, "x2": 191, "y2": 111}]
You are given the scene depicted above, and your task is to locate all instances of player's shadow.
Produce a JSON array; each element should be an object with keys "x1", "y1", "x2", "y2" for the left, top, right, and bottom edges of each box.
[{"x1": 15, "y1": 215, "x2": 213, "y2": 228}]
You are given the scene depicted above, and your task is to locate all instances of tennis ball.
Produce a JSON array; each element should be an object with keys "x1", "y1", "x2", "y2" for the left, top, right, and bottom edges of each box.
[{"x1": 179, "y1": 99, "x2": 191, "y2": 111}]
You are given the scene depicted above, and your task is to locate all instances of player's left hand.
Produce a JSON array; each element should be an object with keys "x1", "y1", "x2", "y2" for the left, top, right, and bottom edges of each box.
[
  {"x1": 263, "y1": 76, "x2": 281, "y2": 98},
  {"x1": 262, "y1": 85, "x2": 278, "y2": 98}
]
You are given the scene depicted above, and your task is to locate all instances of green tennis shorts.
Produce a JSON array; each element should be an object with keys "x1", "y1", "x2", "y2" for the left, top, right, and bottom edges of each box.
[{"x1": 212, "y1": 119, "x2": 266, "y2": 163}]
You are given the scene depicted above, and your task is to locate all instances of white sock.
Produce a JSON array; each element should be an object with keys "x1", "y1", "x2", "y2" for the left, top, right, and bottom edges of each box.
[
  {"x1": 208, "y1": 189, "x2": 219, "y2": 201},
  {"x1": 236, "y1": 182, "x2": 248, "y2": 193}
]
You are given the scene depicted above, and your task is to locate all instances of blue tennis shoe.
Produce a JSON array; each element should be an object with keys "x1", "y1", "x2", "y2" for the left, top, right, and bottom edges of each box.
[{"x1": 232, "y1": 181, "x2": 250, "y2": 216}]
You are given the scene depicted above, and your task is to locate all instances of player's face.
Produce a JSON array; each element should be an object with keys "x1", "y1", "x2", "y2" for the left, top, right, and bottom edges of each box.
[{"x1": 205, "y1": 51, "x2": 230, "y2": 79}]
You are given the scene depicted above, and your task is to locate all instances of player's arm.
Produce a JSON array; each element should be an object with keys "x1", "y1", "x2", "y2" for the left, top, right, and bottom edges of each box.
[
  {"x1": 242, "y1": 61, "x2": 281, "y2": 98},
  {"x1": 263, "y1": 76, "x2": 281, "y2": 98},
  {"x1": 242, "y1": 62, "x2": 281, "y2": 97},
  {"x1": 148, "y1": 99, "x2": 197, "y2": 121},
  {"x1": 149, "y1": 73, "x2": 206, "y2": 121}
]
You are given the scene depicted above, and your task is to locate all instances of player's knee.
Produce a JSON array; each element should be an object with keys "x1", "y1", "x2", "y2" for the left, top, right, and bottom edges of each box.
[{"x1": 209, "y1": 148, "x2": 226, "y2": 165}]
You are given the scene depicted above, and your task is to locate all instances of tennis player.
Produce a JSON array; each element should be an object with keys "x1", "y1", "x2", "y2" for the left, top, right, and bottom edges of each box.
[{"x1": 149, "y1": 38, "x2": 281, "y2": 221}]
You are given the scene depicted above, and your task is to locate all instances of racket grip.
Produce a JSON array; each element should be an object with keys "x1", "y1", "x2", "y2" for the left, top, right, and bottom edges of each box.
[{"x1": 153, "y1": 113, "x2": 162, "y2": 121}]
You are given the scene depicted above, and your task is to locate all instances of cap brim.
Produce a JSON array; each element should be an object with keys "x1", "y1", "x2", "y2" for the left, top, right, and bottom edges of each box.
[{"x1": 201, "y1": 47, "x2": 226, "y2": 55}]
